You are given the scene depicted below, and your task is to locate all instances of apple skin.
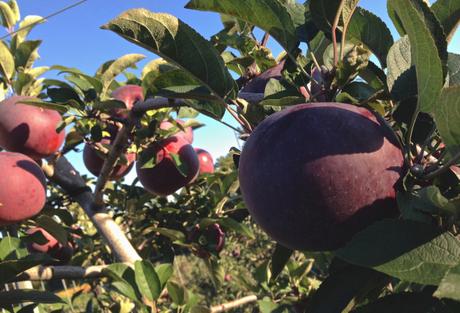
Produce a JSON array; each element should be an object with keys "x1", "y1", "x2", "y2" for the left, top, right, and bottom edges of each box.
[
  {"x1": 83, "y1": 138, "x2": 135, "y2": 180},
  {"x1": 159, "y1": 119, "x2": 194, "y2": 144},
  {"x1": 194, "y1": 148, "x2": 214, "y2": 174},
  {"x1": 0, "y1": 152, "x2": 46, "y2": 225},
  {"x1": 136, "y1": 136, "x2": 200, "y2": 196},
  {"x1": 111, "y1": 85, "x2": 144, "y2": 118},
  {"x1": 238, "y1": 103, "x2": 405, "y2": 251},
  {"x1": 241, "y1": 61, "x2": 285, "y2": 93},
  {"x1": 26, "y1": 227, "x2": 73, "y2": 263},
  {"x1": 0, "y1": 95, "x2": 65, "y2": 160}
]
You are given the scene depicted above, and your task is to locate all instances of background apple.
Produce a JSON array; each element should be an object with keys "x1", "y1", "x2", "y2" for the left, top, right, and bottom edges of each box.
[
  {"x1": 239, "y1": 103, "x2": 405, "y2": 251},
  {"x1": 26, "y1": 227, "x2": 73, "y2": 263},
  {"x1": 136, "y1": 135, "x2": 200, "y2": 196},
  {"x1": 194, "y1": 148, "x2": 214, "y2": 174},
  {"x1": 0, "y1": 152, "x2": 46, "y2": 225},
  {"x1": 111, "y1": 84, "x2": 144, "y2": 118},
  {"x1": 0, "y1": 95, "x2": 65, "y2": 160}
]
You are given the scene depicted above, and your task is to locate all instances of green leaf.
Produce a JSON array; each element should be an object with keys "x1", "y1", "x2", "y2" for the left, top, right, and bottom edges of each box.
[
  {"x1": 0, "y1": 40, "x2": 15, "y2": 80},
  {"x1": 434, "y1": 263, "x2": 460, "y2": 301},
  {"x1": 309, "y1": 0, "x2": 342, "y2": 35},
  {"x1": 134, "y1": 260, "x2": 162, "y2": 302},
  {"x1": 347, "y1": 7, "x2": 394, "y2": 67},
  {"x1": 432, "y1": 0, "x2": 460, "y2": 42},
  {"x1": 102, "y1": 9, "x2": 236, "y2": 99},
  {"x1": 0, "y1": 1, "x2": 17, "y2": 29},
  {"x1": 386, "y1": 36, "x2": 416, "y2": 100},
  {"x1": 167, "y1": 281, "x2": 186, "y2": 305},
  {"x1": 52, "y1": 65, "x2": 103, "y2": 93},
  {"x1": 8, "y1": 1, "x2": 19, "y2": 23},
  {"x1": 148, "y1": 227, "x2": 186, "y2": 242},
  {"x1": 0, "y1": 254, "x2": 53, "y2": 285},
  {"x1": 186, "y1": 0, "x2": 301, "y2": 52},
  {"x1": 359, "y1": 61, "x2": 387, "y2": 91},
  {"x1": 387, "y1": 0, "x2": 446, "y2": 113},
  {"x1": 98, "y1": 53, "x2": 145, "y2": 95},
  {"x1": 20, "y1": 99, "x2": 68, "y2": 113},
  {"x1": 141, "y1": 58, "x2": 176, "y2": 79},
  {"x1": 307, "y1": 265, "x2": 388, "y2": 313},
  {"x1": 35, "y1": 215, "x2": 68, "y2": 245},
  {"x1": 270, "y1": 243, "x2": 293, "y2": 281},
  {"x1": 336, "y1": 219, "x2": 460, "y2": 285},
  {"x1": 0, "y1": 236, "x2": 21, "y2": 260},
  {"x1": 435, "y1": 86, "x2": 460, "y2": 155},
  {"x1": 14, "y1": 40, "x2": 41, "y2": 69},
  {"x1": 0, "y1": 290, "x2": 64, "y2": 306},
  {"x1": 13, "y1": 15, "x2": 45, "y2": 46},
  {"x1": 103, "y1": 263, "x2": 142, "y2": 303},
  {"x1": 447, "y1": 53, "x2": 460, "y2": 86},
  {"x1": 155, "y1": 263, "x2": 173, "y2": 290},
  {"x1": 350, "y1": 292, "x2": 455, "y2": 313},
  {"x1": 218, "y1": 217, "x2": 254, "y2": 239}
]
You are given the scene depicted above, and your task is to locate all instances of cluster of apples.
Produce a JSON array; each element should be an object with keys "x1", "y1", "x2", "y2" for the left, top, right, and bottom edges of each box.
[{"x1": 83, "y1": 85, "x2": 215, "y2": 196}]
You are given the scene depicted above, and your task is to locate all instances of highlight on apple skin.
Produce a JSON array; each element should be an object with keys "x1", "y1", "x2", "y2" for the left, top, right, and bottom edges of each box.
[
  {"x1": 136, "y1": 135, "x2": 200, "y2": 196},
  {"x1": 194, "y1": 148, "x2": 214, "y2": 174},
  {"x1": 238, "y1": 102, "x2": 405, "y2": 251},
  {"x1": 110, "y1": 84, "x2": 144, "y2": 118},
  {"x1": 0, "y1": 95, "x2": 65, "y2": 160},
  {"x1": 0, "y1": 152, "x2": 47, "y2": 225}
]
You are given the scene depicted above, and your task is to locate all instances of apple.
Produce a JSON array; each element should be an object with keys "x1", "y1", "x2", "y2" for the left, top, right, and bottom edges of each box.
[
  {"x1": 0, "y1": 152, "x2": 46, "y2": 225},
  {"x1": 159, "y1": 119, "x2": 194, "y2": 143},
  {"x1": 111, "y1": 84, "x2": 144, "y2": 118},
  {"x1": 0, "y1": 95, "x2": 65, "y2": 159},
  {"x1": 83, "y1": 138, "x2": 135, "y2": 180},
  {"x1": 188, "y1": 223, "x2": 225, "y2": 258},
  {"x1": 241, "y1": 61, "x2": 285, "y2": 93},
  {"x1": 194, "y1": 148, "x2": 214, "y2": 174},
  {"x1": 238, "y1": 103, "x2": 405, "y2": 251},
  {"x1": 26, "y1": 227, "x2": 73, "y2": 263},
  {"x1": 136, "y1": 135, "x2": 200, "y2": 196}
]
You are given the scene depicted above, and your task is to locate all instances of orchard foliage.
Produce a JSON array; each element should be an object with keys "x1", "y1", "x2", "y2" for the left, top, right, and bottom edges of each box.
[{"x1": 0, "y1": 0, "x2": 459, "y2": 312}]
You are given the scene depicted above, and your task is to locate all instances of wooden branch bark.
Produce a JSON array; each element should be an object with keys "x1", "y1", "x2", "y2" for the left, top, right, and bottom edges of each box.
[
  {"x1": 210, "y1": 295, "x2": 258, "y2": 313},
  {"x1": 13, "y1": 264, "x2": 110, "y2": 282}
]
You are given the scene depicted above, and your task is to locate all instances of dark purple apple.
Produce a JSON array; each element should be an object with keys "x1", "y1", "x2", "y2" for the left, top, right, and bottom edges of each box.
[
  {"x1": 159, "y1": 119, "x2": 194, "y2": 144},
  {"x1": 194, "y1": 148, "x2": 214, "y2": 174},
  {"x1": 239, "y1": 102, "x2": 405, "y2": 251},
  {"x1": 0, "y1": 152, "x2": 46, "y2": 225},
  {"x1": 0, "y1": 95, "x2": 65, "y2": 160},
  {"x1": 136, "y1": 136, "x2": 200, "y2": 196},
  {"x1": 83, "y1": 138, "x2": 135, "y2": 180},
  {"x1": 241, "y1": 61, "x2": 285, "y2": 93},
  {"x1": 26, "y1": 227, "x2": 73, "y2": 263},
  {"x1": 111, "y1": 85, "x2": 144, "y2": 118}
]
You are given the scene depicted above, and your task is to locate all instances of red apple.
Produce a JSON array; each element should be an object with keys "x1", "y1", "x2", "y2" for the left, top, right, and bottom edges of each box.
[
  {"x1": 241, "y1": 61, "x2": 285, "y2": 93},
  {"x1": 0, "y1": 152, "x2": 46, "y2": 225},
  {"x1": 26, "y1": 227, "x2": 73, "y2": 263},
  {"x1": 111, "y1": 85, "x2": 144, "y2": 118},
  {"x1": 159, "y1": 119, "x2": 194, "y2": 143},
  {"x1": 239, "y1": 103, "x2": 405, "y2": 251},
  {"x1": 194, "y1": 148, "x2": 214, "y2": 174},
  {"x1": 83, "y1": 138, "x2": 135, "y2": 180},
  {"x1": 136, "y1": 136, "x2": 200, "y2": 196},
  {"x1": 0, "y1": 95, "x2": 65, "y2": 159}
]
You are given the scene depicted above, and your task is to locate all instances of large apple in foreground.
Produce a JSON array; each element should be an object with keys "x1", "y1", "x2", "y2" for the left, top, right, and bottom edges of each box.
[
  {"x1": 27, "y1": 227, "x2": 73, "y2": 263},
  {"x1": 194, "y1": 148, "x2": 214, "y2": 174},
  {"x1": 83, "y1": 138, "x2": 135, "y2": 180},
  {"x1": 238, "y1": 103, "x2": 405, "y2": 251},
  {"x1": 159, "y1": 119, "x2": 194, "y2": 143},
  {"x1": 0, "y1": 152, "x2": 46, "y2": 225},
  {"x1": 111, "y1": 84, "x2": 144, "y2": 118},
  {"x1": 0, "y1": 95, "x2": 65, "y2": 159},
  {"x1": 136, "y1": 136, "x2": 200, "y2": 196}
]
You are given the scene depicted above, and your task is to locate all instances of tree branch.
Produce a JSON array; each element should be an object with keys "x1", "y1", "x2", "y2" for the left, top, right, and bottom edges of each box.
[
  {"x1": 210, "y1": 295, "x2": 258, "y2": 313},
  {"x1": 12, "y1": 264, "x2": 112, "y2": 282}
]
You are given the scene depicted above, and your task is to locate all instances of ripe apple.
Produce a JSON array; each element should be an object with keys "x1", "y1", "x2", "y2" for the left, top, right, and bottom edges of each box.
[
  {"x1": 159, "y1": 119, "x2": 194, "y2": 143},
  {"x1": 188, "y1": 223, "x2": 225, "y2": 258},
  {"x1": 111, "y1": 84, "x2": 144, "y2": 118},
  {"x1": 26, "y1": 227, "x2": 73, "y2": 263},
  {"x1": 194, "y1": 148, "x2": 214, "y2": 174},
  {"x1": 239, "y1": 103, "x2": 405, "y2": 251},
  {"x1": 241, "y1": 61, "x2": 285, "y2": 93},
  {"x1": 83, "y1": 138, "x2": 135, "y2": 180},
  {"x1": 0, "y1": 95, "x2": 65, "y2": 159},
  {"x1": 136, "y1": 136, "x2": 200, "y2": 196},
  {"x1": 0, "y1": 152, "x2": 46, "y2": 225}
]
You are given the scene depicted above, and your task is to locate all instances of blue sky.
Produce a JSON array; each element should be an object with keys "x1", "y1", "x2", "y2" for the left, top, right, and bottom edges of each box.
[{"x1": 8, "y1": 0, "x2": 460, "y2": 180}]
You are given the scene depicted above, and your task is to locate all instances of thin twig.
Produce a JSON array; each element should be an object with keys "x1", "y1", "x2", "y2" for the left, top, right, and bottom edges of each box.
[
  {"x1": 260, "y1": 32, "x2": 270, "y2": 47},
  {"x1": 424, "y1": 151, "x2": 460, "y2": 180},
  {"x1": 332, "y1": 0, "x2": 346, "y2": 67},
  {"x1": 210, "y1": 295, "x2": 258, "y2": 313}
]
